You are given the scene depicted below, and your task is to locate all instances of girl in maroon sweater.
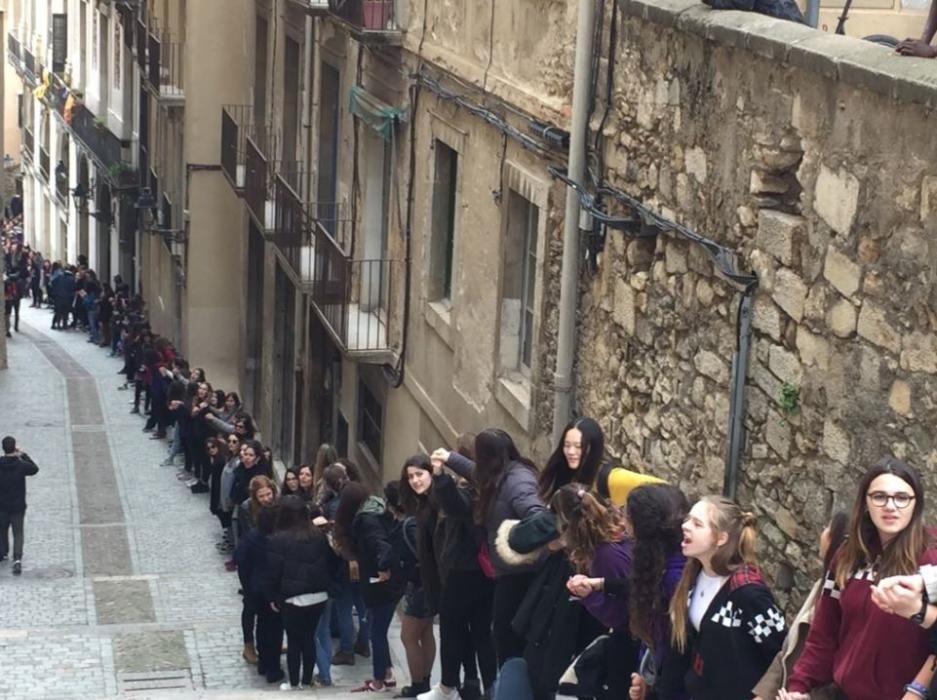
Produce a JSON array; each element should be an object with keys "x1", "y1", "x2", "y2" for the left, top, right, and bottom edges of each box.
[{"x1": 782, "y1": 458, "x2": 937, "y2": 700}]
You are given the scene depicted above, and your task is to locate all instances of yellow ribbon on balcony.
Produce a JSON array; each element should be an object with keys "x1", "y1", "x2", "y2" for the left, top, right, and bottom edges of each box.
[{"x1": 33, "y1": 70, "x2": 51, "y2": 100}]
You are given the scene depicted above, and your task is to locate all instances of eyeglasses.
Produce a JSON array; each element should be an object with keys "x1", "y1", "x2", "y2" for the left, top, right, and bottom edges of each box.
[
  {"x1": 207, "y1": 445, "x2": 217, "y2": 450},
  {"x1": 867, "y1": 492, "x2": 915, "y2": 509}
]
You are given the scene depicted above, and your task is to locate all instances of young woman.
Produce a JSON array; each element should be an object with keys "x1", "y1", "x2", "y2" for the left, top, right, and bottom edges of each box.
[
  {"x1": 753, "y1": 512, "x2": 847, "y2": 700},
  {"x1": 432, "y1": 429, "x2": 544, "y2": 667},
  {"x1": 415, "y1": 441, "x2": 492, "y2": 700},
  {"x1": 569, "y1": 483, "x2": 689, "y2": 700},
  {"x1": 334, "y1": 482, "x2": 406, "y2": 692},
  {"x1": 393, "y1": 459, "x2": 437, "y2": 698},
  {"x1": 661, "y1": 496, "x2": 786, "y2": 700},
  {"x1": 206, "y1": 437, "x2": 231, "y2": 550},
  {"x1": 267, "y1": 495, "x2": 339, "y2": 691},
  {"x1": 282, "y1": 467, "x2": 303, "y2": 498},
  {"x1": 538, "y1": 417, "x2": 606, "y2": 497},
  {"x1": 219, "y1": 434, "x2": 243, "y2": 569},
  {"x1": 781, "y1": 458, "x2": 937, "y2": 700},
  {"x1": 298, "y1": 464, "x2": 315, "y2": 502},
  {"x1": 312, "y1": 443, "x2": 340, "y2": 501},
  {"x1": 234, "y1": 477, "x2": 281, "y2": 680}
]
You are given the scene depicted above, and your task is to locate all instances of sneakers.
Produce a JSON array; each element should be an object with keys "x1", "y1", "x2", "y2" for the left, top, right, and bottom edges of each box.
[
  {"x1": 417, "y1": 685, "x2": 458, "y2": 700},
  {"x1": 395, "y1": 679, "x2": 431, "y2": 697},
  {"x1": 12, "y1": 560, "x2": 22, "y2": 576},
  {"x1": 332, "y1": 651, "x2": 355, "y2": 665},
  {"x1": 279, "y1": 682, "x2": 302, "y2": 691}
]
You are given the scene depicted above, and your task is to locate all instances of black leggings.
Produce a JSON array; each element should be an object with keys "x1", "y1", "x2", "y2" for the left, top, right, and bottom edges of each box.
[
  {"x1": 281, "y1": 601, "x2": 326, "y2": 687},
  {"x1": 492, "y1": 571, "x2": 535, "y2": 667},
  {"x1": 439, "y1": 569, "x2": 496, "y2": 689}
]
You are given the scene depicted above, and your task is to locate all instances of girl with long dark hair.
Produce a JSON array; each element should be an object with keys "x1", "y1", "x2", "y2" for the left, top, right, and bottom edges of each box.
[
  {"x1": 539, "y1": 417, "x2": 605, "y2": 498},
  {"x1": 334, "y1": 482, "x2": 406, "y2": 692},
  {"x1": 432, "y1": 429, "x2": 544, "y2": 666},
  {"x1": 782, "y1": 459, "x2": 937, "y2": 700},
  {"x1": 267, "y1": 495, "x2": 339, "y2": 691}
]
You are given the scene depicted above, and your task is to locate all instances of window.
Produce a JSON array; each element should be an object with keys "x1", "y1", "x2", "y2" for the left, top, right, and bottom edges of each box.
[
  {"x1": 113, "y1": 21, "x2": 121, "y2": 89},
  {"x1": 317, "y1": 62, "x2": 340, "y2": 236},
  {"x1": 430, "y1": 140, "x2": 458, "y2": 303},
  {"x1": 52, "y1": 14, "x2": 68, "y2": 73},
  {"x1": 358, "y1": 380, "x2": 383, "y2": 461},
  {"x1": 500, "y1": 191, "x2": 540, "y2": 374},
  {"x1": 91, "y1": 9, "x2": 98, "y2": 69}
]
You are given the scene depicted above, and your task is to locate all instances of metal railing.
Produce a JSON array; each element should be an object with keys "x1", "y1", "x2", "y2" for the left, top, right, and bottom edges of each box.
[
  {"x1": 55, "y1": 168, "x2": 69, "y2": 206},
  {"x1": 146, "y1": 31, "x2": 184, "y2": 100},
  {"x1": 136, "y1": 17, "x2": 147, "y2": 71},
  {"x1": 68, "y1": 100, "x2": 137, "y2": 188},
  {"x1": 288, "y1": 0, "x2": 330, "y2": 12},
  {"x1": 310, "y1": 221, "x2": 396, "y2": 353},
  {"x1": 8, "y1": 33, "x2": 21, "y2": 69},
  {"x1": 221, "y1": 105, "x2": 252, "y2": 192},
  {"x1": 23, "y1": 47, "x2": 36, "y2": 81},
  {"x1": 39, "y1": 147, "x2": 50, "y2": 181},
  {"x1": 23, "y1": 127, "x2": 34, "y2": 161},
  {"x1": 329, "y1": 0, "x2": 402, "y2": 33},
  {"x1": 273, "y1": 171, "x2": 311, "y2": 282}
]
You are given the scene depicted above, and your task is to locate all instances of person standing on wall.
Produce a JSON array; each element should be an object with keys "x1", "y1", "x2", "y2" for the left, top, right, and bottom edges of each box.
[{"x1": 0, "y1": 436, "x2": 40, "y2": 575}]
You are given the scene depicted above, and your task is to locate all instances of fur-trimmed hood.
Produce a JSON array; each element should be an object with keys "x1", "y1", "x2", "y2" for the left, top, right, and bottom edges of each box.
[{"x1": 495, "y1": 510, "x2": 561, "y2": 568}]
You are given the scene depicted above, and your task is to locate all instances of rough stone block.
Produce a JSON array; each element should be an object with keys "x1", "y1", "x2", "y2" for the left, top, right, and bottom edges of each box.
[
  {"x1": 753, "y1": 299, "x2": 782, "y2": 340},
  {"x1": 822, "y1": 419, "x2": 851, "y2": 465},
  {"x1": 775, "y1": 506, "x2": 800, "y2": 538},
  {"x1": 814, "y1": 164, "x2": 860, "y2": 236},
  {"x1": 751, "y1": 169, "x2": 790, "y2": 195},
  {"x1": 796, "y1": 326, "x2": 831, "y2": 370},
  {"x1": 827, "y1": 298, "x2": 858, "y2": 338},
  {"x1": 613, "y1": 278, "x2": 636, "y2": 336},
  {"x1": 823, "y1": 246, "x2": 862, "y2": 299},
  {"x1": 696, "y1": 278, "x2": 715, "y2": 306},
  {"x1": 888, "y1": 379, "x2": 912, "y2": 417},
  {"x1": 765, "y1": 411, "x2": 792, "y2": 460},
  {"x1": 772, "y1": 269, "x2": 808, "y2": 322},
  {"x1": 804, "y1": 284, "x2": 829, "y2": 323},
  {"x1": 665, "y1": 241, "x2": 689, "y2": 274},
  {"x1": 921, "y1": 175, "x2": 937, "y2": 223},
  {"x1": 901, "y1": 332, "x2": 937, "y2": 374},
  {"x1": 694, "y1": 349, "x2": 729, "y2": 385},
  {"x1": 685, "y1": 146, "x2": 707, "y2": 184},
  {"x1": 756, "y1": 210, "x2": 804, "y2": 266},
  {"x1": 769, "y1": 344, "x2": 804, "y2": 385},
  {"x1": 857, "y1": 302, "x2": 901, "y2": 354}
]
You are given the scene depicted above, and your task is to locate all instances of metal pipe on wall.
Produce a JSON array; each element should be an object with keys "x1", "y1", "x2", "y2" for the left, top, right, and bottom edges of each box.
[
  {"x1": 805, "y1": 0, "x2": 820, "y2": 28},
  {"x1": 552, "y1": 0, "x2": 597, "y2": 442}
]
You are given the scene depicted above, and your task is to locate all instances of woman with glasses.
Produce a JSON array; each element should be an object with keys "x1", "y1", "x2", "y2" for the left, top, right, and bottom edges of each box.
[
  {"x1": 781, "y1": 458, "x2": 937, "y2": 700},
  {"x1": 219, "y1": 434, "x2": 243, "y2": 570}
]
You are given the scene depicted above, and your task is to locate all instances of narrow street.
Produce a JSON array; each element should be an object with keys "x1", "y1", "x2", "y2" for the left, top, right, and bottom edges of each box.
[{"x1": 0, "y1": 305, "x2": 408, "y2": 699}]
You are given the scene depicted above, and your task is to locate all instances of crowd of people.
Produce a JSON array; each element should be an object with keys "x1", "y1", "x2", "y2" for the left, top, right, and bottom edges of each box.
[{"x1": 7, "y1": 239, "x2": 937, "y2": 700}]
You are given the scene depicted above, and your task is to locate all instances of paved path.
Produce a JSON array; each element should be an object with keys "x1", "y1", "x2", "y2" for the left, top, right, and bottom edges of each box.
[{"x1": 0, "y1": 305, "x2": 419, "y2": 699}]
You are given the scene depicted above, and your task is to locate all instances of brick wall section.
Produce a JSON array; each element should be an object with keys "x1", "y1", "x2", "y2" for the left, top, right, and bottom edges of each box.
[{"x1": 578, "y1": 0, "x2": 937, "y2": 608}]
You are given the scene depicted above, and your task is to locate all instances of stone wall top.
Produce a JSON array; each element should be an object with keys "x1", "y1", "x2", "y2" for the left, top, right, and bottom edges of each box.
[{"x1": 620, "y1": 0, "x2": 937, "y2": 110}]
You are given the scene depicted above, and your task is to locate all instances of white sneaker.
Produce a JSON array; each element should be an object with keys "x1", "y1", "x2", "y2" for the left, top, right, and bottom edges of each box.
[
  {"x1": 279, "y1": 681, "x2": 302, "y2": 691},
  {"x1": 417, "y1": 685, "x2": 458, "y2": 700}
]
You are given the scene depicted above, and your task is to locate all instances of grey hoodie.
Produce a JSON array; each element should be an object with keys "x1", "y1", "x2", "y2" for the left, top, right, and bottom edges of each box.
[{"x1": 444, "y1": 452, "x2": 545, "y2": 577}]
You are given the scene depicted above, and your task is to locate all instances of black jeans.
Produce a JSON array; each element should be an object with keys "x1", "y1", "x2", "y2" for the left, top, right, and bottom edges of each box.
[
  {"x1": 440, "y1": 569, "x2": 496, "y2": 690},
  {"x1": 492, "y1": 572, "x2": 536, "y2": 667},
  {"x1": 281, "y1": 601, "x2": 326, "y2": 687},
  {"x1": 0, "y1": 510, "x2": 26, "y2": 560},
  {"x1": 247, "y1": 593, "x2": 283, "y2": 679}
]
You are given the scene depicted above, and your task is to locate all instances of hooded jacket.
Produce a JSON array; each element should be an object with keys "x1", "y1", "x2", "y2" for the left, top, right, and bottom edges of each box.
[
  {"x1": 444, "y1": 452, "x2": 545, "y2": 577},
  {"x1": 0, "y1": 452, "x2": 39, "y2": 513},
  {"x1": 266, "y1": 529, "x2": 341, "y2": 603},
  {"x1": 352, "y1": 496, "x2": 406, "y2": 608}
]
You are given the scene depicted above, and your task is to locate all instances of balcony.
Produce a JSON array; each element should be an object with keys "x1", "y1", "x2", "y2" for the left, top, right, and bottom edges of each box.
[
  {"x1": 55, "y1": 166, "x2": 69, "y2": 207},
  {"x1": 244, "y1": 127, "x2": 279, "y2": 232},
  {"x1": 39, "y1": 147, "x2": 50, "y2": 181},
  {"x1": 310, "y1": 221, "x2": 398, "y2": 356},
  {"x1": 8, "y1": 33, "x2": 21, "y2": 72},
  {"x1": 23, "y1": 47, "x2": 37, "y2": 84},
  {"x1": 221, "y1": 105, "x2": 254, "y2": 194},
  {"x1": 145, "y1": 31, "x2": 185, "y2": 104},
  {"x1": 67, "y1": 102, "x2": 137, "y2": 188},
  {"x1": 287, "y1": 0, "x2": 330, "y2": 13},
  {"x1": 328, "y1": 0, "x2": 404, "y2": 44},
  {"x1": 23, "y1": 127, "x2": 34, "y2": 163}
]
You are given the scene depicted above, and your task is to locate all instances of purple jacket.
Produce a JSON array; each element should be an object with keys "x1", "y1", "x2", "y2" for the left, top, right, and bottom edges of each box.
[{"x1": 581, "y1": 538, "x2": 633, "y2": 630}]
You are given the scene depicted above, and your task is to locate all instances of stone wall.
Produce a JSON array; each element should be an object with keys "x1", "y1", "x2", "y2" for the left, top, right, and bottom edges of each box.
[{"x1": 578, "y1": 0, "x2": 937, "y2": 607}]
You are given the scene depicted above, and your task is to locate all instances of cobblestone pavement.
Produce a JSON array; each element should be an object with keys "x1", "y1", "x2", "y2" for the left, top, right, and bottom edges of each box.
[{"x1": 0, "y1": 306, "x2": 424, "y2": 699}]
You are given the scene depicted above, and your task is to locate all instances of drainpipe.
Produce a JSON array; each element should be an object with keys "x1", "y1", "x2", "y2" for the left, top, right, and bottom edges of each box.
[
  {"x1": 723, "y1": 280, "x2": 758, "y2": 500},
  {"x1": 301, "y1": 13, "x2": 313, "y2": 200},
  {"x1": 805, "y1": 0, "x2": 820, "y2": 28},
  {"x1": 552, "y1": 0, "x2": 596, "y2": 443}
]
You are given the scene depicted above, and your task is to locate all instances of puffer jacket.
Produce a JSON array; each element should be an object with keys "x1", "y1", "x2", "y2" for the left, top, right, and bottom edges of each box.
[
  {"x1": 352, "y1": 497, "x2": 406, "y2": 608},
  {"x1": 266, "y1": 530, "x2": 340, "y2": 603},
  {"x1": 0, "y1": 453, "x2": 39, "y2": 513},
  {"x1": 444, "y1": 452, "x2": 545, "y2": 577}
]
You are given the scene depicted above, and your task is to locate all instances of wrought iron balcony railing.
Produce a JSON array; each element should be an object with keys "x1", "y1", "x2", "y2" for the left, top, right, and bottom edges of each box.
[
  {"x1": 243, "y1": 125, "x2": 280, "y2": 231},
  {"x1": 328, "y1": 0, "x2": 404, "y2": 43},
  {"x1": 8, "y1": 33, "x2": 21, "y2": 71},
  {"x1": 23, "y1": 127, "x2": 34, "y2": 162},
  {"x1": 310, "y1": 220, "x2": 398, "y2": 355},
  {"x1": 221, "y1": 105, "x2": 251, "y2": 194},
  {"x1": 23, "y1": 47, "x2": 36, "y2": 83},
  {"x1": 145, "y1": 31, "x2": 184, "y2": 103},
  {"x1": 39, "y1": 147, "x2": 50, "y2": 181}
]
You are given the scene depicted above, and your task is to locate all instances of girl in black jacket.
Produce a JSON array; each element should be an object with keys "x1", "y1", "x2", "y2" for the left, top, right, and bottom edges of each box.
[
  {"x1": 335, "y1": 482, "x2": 406, "y2": 692},
  {"x1": 267, "y1": 496, "x2": 339, "y2": 691}
]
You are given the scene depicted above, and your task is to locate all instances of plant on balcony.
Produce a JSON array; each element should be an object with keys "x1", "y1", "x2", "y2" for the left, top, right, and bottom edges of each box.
[
  {"x1": 108, "y1": 162, "x2": 133, "y2": 182},
  {"x1": 94, "y1": 117, "x2": 107, "y2": 131}
]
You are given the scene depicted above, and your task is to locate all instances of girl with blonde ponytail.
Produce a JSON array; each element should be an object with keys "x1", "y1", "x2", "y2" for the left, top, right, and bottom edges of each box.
[{"x1": 658, "y1": 496, "x2": 786, "y2": 700}]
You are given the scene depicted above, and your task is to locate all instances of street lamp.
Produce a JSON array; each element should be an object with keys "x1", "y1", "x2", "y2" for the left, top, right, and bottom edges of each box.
[{"x1": 71, "y1": 181, "x2": 90, "y2": 212}]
